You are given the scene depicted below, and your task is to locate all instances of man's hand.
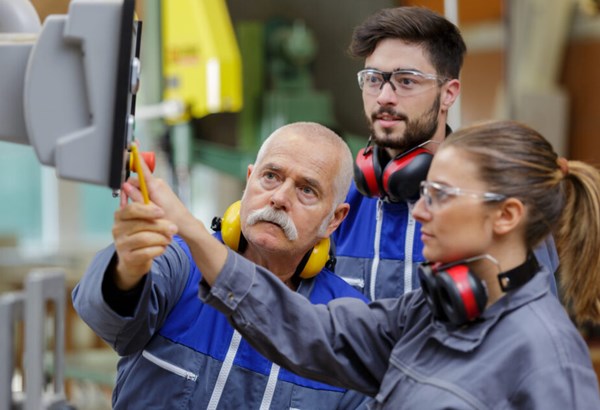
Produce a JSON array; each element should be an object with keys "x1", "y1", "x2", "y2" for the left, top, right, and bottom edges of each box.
[
  {"x1": 112, "y1": 202, "x2": 177, "y2": 290},
  {"x1": 124, "y1": 152, "x2": 196, "y2": 238},
  {"x1": 112, "y1": 152, "x2": 185, "y2": 290},
  {"x1": 121, "y1": 146, "x2": 228, "y2": 287}
]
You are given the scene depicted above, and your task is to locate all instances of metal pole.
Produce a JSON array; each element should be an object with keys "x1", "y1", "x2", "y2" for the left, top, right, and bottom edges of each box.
[
  {"x1": 0, "y1": 292, "x2": 25, "y2": 410},
  {"x1": 444, "y1": 0, "x2": 462, "y2": 131},
  {"x1": 24, "y1": 269, "x2": 67, "y2": 410}
]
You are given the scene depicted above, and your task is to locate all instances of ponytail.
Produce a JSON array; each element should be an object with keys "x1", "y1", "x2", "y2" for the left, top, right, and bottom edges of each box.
[{"x1": 555, "y1": 160, "x2": 600, "y2": 324}]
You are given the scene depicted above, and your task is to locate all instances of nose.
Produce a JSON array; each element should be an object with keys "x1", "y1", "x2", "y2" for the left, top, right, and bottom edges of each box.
[
  {"x1": 270, "y1": 179, "x2": 294, "y2": 210},
  {"x1": 376, "y1": 81, "x2": 399, "y2": 106},
  {"x1": 411, "y1": 196, "x2": 431, "y2": 223}
]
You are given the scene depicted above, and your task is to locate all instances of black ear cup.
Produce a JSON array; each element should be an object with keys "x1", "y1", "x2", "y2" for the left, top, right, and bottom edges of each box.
[
  {"x1": 418, "y1": 262, "x2": 488, "y2": 326},
  {"x1": 353, "y1": 145, "x2": 432, "y2": 202},
  {"x1": 417, "y1": 263, "x2": 448, "y2": 321},
  {"x1": 382, "y1": 148, "x2": 433, "y2": 202},
  {"x1": 212, "y1": 201, "x2": 329, "y2": 278}
]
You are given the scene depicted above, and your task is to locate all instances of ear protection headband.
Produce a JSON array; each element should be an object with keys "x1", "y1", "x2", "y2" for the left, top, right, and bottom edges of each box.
[
  {"x1": 418, "y1": 253, "x2": 539, "y2": 326},
  {"x1": 211, "y1": 201, "x2": 331, "y2": 279},
  {"x1": 353, "y1": 143, "x2": 433, "y2": 202}
]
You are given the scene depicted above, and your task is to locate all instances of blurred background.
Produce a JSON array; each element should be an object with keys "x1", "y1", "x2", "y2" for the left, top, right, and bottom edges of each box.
[{"x1": 1, "y1": 0, "x2": 600, "y2": 408}]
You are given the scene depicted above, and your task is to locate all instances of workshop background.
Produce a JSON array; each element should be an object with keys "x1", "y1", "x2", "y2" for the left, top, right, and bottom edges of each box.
[{"x1": 1, "y1": 0, "x2": 600, "y2": 408}]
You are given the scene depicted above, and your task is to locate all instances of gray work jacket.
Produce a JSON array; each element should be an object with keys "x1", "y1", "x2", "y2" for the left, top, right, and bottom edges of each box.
[{"x1": 200, "y1": 249, "x2": 600, "y2": 409}]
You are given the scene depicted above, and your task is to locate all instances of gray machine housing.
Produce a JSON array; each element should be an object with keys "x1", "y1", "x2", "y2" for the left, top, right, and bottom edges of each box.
[{"x1": 0, "y1": 0, "x2": 141, "y2": 188}]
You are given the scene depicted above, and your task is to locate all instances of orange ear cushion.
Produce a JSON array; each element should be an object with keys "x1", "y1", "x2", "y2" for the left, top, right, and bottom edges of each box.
[{"x1": 219, "y1": 201, "x2": 328, "y2": 278}]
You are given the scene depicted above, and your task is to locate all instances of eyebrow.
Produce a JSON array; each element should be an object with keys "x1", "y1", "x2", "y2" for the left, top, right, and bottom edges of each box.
[
  {"x1": 363, "y1": 66, "x2": 422, "y2": 73},
  {"x1": 261, "y1": 163, "x2": 323, "y2": 195},
  {"x1": 260, "y1": 162, "x2": 282, "y2": 173}
]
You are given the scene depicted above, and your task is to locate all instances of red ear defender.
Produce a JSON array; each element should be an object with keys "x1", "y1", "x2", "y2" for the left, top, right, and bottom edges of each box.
[
  {"x1": 418, "y1": 254, "x2": 539, "y2": 326},
  {"x1": 353, "y1": 144, "x2": 432, "y2": 202},
  {"x1": 353, "y1": 146, "x2": 383, "y2": 198},
  {"x1": 418, "y1": 262, "x2": 488, "y2": 326},
  {"x1": 434, "y1": 264, "x2": 488, "y2": 325},
  {"x1": 382, "y1": 147, "x2": 432, "y2": 202}
]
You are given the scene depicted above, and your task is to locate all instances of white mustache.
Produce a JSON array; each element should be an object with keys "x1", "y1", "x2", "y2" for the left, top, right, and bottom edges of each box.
[{"x1": 246, "y1": 207, "x2": 298, "y2": 241}]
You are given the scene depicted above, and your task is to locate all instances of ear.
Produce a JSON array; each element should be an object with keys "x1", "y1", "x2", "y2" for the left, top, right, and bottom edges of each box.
[
  {"x1": 493, "y1": 197, "x2": 525, "y2": 235},
  {"x1": 440, "y1": 79, "x2": 460, "y2": 112},
  {"x1": 322, "y1": 203, "x2": 350, "y2": 237},
  {"x1": 246, "y1": 164, "x2": 254, "y2": 181}
]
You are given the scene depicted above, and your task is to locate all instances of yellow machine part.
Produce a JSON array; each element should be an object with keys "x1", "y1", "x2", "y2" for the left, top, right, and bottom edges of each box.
[{"x1": 161, "y1": 0, "x2": 243, "y2": 122}]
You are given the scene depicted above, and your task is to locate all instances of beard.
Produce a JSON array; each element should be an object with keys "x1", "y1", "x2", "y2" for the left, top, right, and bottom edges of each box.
[{"x1": 368, "y1": 92, "x2": 441, "y2": 152}]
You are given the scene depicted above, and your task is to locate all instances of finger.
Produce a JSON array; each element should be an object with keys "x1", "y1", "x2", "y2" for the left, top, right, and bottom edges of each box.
[
  {"x1": 128, "y1": 143, "x2": 154, "y2": 184},
  {"x1": 115, "y1": 231, "x2": 173, "y2": 267},
  {"x1": 122, "y1": 181, "x2": 145, "y2": 204},
  {"x1": 136, "y1": 147, "x2": 154, "y2": 183},
  {"x1": 120, "y1": 185, "x2": 129, "y2": 209},
  {"x1": 114, "y1": 202, "x2": 166, "y2": 227},
  {"x1": 129, "y1": 245, "x2": 168, "y2": 263},
  {"x1": 116, "y1": 228, "x2": 174, "y2": 250},
  {"x1": 127, "y1": 175, "x2": 140, "y2": 188},
  {"x1": 119, "y1": 244, "x2": 168, "y2": 271}
]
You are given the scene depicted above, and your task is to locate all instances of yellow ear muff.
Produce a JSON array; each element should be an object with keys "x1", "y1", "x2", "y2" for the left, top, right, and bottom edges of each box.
[
  {"x1": 220, "y1": 200, "x2": 242, "y2": 251},
  {"x1": 299, "y1": 237, "x2": 330, "y2": 279},
  {"x1": 218, "y1": 200, "x2": 330, "y2": 278}
]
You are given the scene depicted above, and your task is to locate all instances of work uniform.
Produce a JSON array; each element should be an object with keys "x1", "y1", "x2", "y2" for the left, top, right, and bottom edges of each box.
[
  {"x1": 72, "y1": 236, "x2": 369, "y2": 409},
  {"x1": 201, "y1": 249, "x2": 600, "y2": 409}
]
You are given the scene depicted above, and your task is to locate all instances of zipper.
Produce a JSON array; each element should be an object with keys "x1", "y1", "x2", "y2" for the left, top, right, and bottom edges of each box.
[
  {"x1": 369, "y1": 199, "x2": 384, "y2": 300},
  {"x1": 207, "y1": 330, "x2": 243, "y2": 410},
  {"x1": 404, "y1": 202, "x2": 416, "y2": 294},
  {"x1": 342, "y1": 276, "x2": 365, "y2": 289},
  {"x1": 259, "y1": 363, "x2": 280, "y2": 410},
  {"x1": 141, "y1": 350, "x2": 198, "y2": 381}
]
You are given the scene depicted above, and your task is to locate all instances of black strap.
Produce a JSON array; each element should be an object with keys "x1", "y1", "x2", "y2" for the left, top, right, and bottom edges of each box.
[
  {"x1": 290, "y1": 249, "x2": 313, "y2": 288},
  {"x1": 497, "y1": 253, "x2": 539, "y2": 292}
]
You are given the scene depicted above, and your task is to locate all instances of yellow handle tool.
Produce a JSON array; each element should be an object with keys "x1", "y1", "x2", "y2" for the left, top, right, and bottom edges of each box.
[{"x1": 130, "y1": 144, "x2": 149, "y2": 204}]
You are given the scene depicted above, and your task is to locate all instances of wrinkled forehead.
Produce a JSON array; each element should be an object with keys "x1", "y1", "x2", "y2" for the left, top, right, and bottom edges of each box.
[
  {"x1": 261, "y1": 131, "x2": 333, "y2": 159},
  {"x1": 257, "y1": 133, "x2": 338, "y2": 183}
]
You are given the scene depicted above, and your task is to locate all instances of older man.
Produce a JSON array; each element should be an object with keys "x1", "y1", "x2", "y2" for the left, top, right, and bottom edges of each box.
[{"x1": 72, "y1": 122, "x2": 368, "y2": 409}]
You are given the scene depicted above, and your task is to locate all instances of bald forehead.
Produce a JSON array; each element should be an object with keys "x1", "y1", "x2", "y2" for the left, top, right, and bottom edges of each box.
[
  {"x1": 256, "y1": 125, "x2": 340, "y2": 164},
  {"x1": 271, "y1": 125, "x2": 337, "y2": 145},
  {"x1": 260, "y1": 132, "x2": 338, "y2": 168},
  {"x1": 269, "y1": 131, "x2": 331, "y2": 150}
]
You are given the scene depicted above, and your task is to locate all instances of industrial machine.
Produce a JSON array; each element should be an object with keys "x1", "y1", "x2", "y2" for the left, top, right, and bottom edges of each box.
[
  {"x1": 0, "y1": 0, "x2": 141, "y2": 192},
  {"x1": 160, "y1": 0, "x2": 243, "y2": 123}
]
